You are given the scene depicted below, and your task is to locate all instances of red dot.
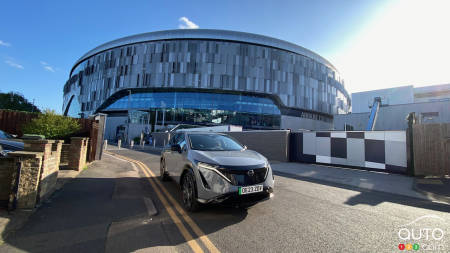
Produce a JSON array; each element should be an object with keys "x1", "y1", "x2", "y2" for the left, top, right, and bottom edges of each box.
[{"x1": 398, "y1": 244, "x2": 405, "y2": 250}]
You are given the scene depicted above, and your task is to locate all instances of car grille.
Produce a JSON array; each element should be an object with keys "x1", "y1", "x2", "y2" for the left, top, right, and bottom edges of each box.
[{"x1": 218, "y1": 167, "x2": 268, "y2": 186}]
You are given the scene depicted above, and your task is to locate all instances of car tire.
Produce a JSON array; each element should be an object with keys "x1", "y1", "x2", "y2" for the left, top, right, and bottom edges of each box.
[
  {"x1": 181, "y1": 169, "x2": 200, "y2": 212},
  {"x1": 160, "y1": 158, "x2": 170, "y2": 181}
]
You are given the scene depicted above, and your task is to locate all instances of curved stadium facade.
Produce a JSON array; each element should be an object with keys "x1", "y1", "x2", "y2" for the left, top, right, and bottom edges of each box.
[{"x1": 63, "y1": 29, "x2": 350, "y2": 130}]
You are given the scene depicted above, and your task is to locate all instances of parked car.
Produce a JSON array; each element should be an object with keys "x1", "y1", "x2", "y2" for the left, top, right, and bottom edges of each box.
[
  {"x1": 160, "y1": 132, "x2": 274, "y2": 211},
  {"x1": 0, "y1": 130, "x2": 24, "y2": 155}
]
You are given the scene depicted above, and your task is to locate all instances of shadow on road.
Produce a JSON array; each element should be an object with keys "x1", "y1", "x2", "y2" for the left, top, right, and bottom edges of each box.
[
  {"x1": 1, "y1": 173, "x2": 248, "y2": 253},
  {"x1": 274, "y1": 171, "x2": 450, "y2": 213}
]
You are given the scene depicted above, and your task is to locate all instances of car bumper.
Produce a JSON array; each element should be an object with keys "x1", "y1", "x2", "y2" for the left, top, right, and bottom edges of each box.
[{"x1": 198, "y1": 186, "x2": 273, "y2": 206}]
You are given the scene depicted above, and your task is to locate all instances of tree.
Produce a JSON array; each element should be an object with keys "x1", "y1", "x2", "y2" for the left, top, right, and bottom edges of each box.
[
  {"x1": 0, "y1": 91, "x2": 40, "y2": 113},
  {"x1": 23, "y1": 110, "x2": 81, "y2": 139}
]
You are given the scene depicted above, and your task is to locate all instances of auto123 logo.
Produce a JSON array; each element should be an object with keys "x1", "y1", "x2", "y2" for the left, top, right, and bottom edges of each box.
[{"x1": 397, "y1": 215, "x2": 447, "y2": 251}]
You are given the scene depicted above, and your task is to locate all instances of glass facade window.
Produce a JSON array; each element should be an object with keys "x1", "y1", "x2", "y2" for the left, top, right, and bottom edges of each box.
[
  {"x1": 104, "y1": 92, "x2": 281, "y2": 129},
  {"x1": 105, "y1": 92, "x2": 281, "y2": 115},
  {"x1": 129, "y1": 110, "x2": 149, "y2": 124},
  {"x1": 65, "y1": 95, "x2": 82, "y2": 118}
]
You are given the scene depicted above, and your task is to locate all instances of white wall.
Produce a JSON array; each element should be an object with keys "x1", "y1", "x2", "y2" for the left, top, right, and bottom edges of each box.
[
  {"x1": 334, "y1": 100, "x2": 450, "y2": 130},
  {"x1": 352, "y1": 86, "x2": 414, "y2": 113}
]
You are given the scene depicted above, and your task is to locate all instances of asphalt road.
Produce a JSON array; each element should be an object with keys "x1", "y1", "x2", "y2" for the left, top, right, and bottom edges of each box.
[{"x1": 1, "y1": 148, "x2": 449, "y2": 253}]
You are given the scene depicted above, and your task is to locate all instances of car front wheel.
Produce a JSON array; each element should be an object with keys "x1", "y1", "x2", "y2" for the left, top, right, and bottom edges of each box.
[
  {"x1": 182, "y1": 169, "x2": 200, "y2": 212},
  {"x1": 160, "y1": 158, "x2": 170, "y2": 181}
]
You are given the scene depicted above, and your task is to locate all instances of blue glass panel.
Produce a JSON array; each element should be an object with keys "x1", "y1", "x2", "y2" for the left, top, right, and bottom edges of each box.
[
  {"x1": 105, "y1": 92, "x2": 281, "y2": 115},
  {"x1": 66, "y1": 96, "x2": 81, "y2": 118}
]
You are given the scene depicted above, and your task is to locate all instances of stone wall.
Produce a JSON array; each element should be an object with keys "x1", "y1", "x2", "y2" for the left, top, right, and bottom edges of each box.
[
  {"x1": 23, "y1": 140, "x2": 63, "y2": 201},
  {"x1": 8, "y1": 152, "x2": 43, "y2": 209},
  {"x1": 68, "y1": 137, "x2": 89, "y2": 171},
  {"x1": 0, "y1": 157, "x2": 15, "y2": 206}
]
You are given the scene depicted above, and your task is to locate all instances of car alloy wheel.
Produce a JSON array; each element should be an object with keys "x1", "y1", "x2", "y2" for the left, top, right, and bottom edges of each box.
[
  {"x1": 160, "y1": 159, "x2": 169, "y2": 181},
  {"x1": 182, "y1": 170, "x2": 200, "y2": 211}
]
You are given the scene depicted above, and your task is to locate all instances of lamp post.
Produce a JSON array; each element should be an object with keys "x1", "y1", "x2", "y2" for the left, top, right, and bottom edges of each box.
[
  {"x1": 161, "y1": 101, "x2": 166, "y2": 129},
  {"x1": 127, "y1": 89, "x2": 131, "y2": 144}
]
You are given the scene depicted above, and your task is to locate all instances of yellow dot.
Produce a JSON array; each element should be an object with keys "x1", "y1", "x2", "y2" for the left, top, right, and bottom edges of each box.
[{"x1": 406, "y1": 244, "x2": 413, "y2": 250}]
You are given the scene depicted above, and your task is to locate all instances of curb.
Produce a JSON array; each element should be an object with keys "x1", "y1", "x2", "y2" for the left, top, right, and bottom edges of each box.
[
  {"x1": 272, "y1": 164, "x2": 450, "y2": 206},
  {"x1": 413, "y1": 180, "x2": 450, "y2": 205}
]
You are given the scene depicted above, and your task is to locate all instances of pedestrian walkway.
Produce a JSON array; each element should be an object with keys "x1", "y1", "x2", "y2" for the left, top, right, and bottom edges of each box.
[
  {"x1": 270, "y1": 162, "x2": 444, "y2": 203},
  {"x1": 414, "y1": 177, "x2": 450, "y2": 204},
  {"x1": 0, "y1": 154, "x2": 173, "y2": 253}
]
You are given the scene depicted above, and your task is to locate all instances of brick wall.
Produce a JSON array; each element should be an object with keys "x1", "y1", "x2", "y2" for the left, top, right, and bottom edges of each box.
[
  {"x1": 60, "y1": 144, "x2": 71, "y2": 165},
  {"x1": 8, "y1": 152, "x2": 43, "y2": 209},
  {"x1": 0, "y1": 157, "x2": 15, "y2": 206},
  {"x1": 23, "y1": 139, "x2": 63, "y2": 201},
  {"x1": 68, "y1": 137, "x2": 89, "y2": 171}
]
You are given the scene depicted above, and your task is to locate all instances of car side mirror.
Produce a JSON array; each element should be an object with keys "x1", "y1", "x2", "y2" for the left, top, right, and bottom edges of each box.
[{"x1": 171, "y1": 144, "x2": 181, "y2": 152}]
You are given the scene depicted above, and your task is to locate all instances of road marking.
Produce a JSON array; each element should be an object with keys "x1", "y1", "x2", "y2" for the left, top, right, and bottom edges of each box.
[
  {"x1": 108, "y1": 152, "x2": 221, "y2": 253},
  {"x1": 131, "y1": 159, "x2": 220, "y2": 253},
  {"x1": 105, "y1": 152, "x2": 204, "y2": 253}
]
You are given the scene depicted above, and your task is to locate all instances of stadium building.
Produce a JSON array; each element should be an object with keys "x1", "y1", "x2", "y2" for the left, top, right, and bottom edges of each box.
[{"x1": 63, "y1": 29, "x2": 350, "y2": 135}]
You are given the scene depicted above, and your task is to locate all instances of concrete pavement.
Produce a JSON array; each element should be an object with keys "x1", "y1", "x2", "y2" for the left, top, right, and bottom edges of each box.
[
  {"x1": 270, "y1": 162, "x2": 432, "y2": 201},
  {"x1": 0, "y1": 153, "x2": 183, "y2": 253},
  {"x1": 414, "y1": 177, "x2": 450, "y2": 204}
]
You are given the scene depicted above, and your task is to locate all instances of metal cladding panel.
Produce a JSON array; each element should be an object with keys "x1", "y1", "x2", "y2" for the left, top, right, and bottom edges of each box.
[
  {"x1": 73, "y1": 29, "x2": 338, "y2": 75},
  {"x1": 63, "y1": 30, "x2": 351, "y2": 127}
]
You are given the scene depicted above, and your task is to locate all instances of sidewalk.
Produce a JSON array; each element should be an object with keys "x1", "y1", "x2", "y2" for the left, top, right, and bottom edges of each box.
[
  {"x1": 413, "y1": 177, "x2": 450, "y2": 204},
  {"x1": 270, "y1": 162, "x2": 449, "y2": 205},
  {"x1": 0, "y1": 165, "x2": 84, "y2": 244}
]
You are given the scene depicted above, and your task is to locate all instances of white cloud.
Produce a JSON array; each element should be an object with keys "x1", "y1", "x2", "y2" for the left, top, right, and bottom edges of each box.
[
  {"x1": 40, "y1": 61, "x2": 56, "y2": 72},
  {"x1": 5, "y1": 60, "x2": 24, "y2": 69},
  {"x1": 44, "y1": 66, "x2": 55, "y2": 72},
  {"x1": 330, "y1": 0, "x2": 450, "y2": 93},
  {"x1": 0, "y1": 40, "x2": 11, "y2": 47},
  {"x1": 178, "y1": 17, "x2": 199, "y2": 29}
]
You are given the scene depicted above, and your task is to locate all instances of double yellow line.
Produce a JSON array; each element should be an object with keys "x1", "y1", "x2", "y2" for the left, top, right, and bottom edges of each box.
[{"x1": 105, "y1": 151, "x2": 220, "y2": 253}]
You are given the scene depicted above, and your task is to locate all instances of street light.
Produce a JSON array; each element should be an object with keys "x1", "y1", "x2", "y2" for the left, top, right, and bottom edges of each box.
[{"x1": 127, "y1": 89, "x2": 131, "y2": 144}]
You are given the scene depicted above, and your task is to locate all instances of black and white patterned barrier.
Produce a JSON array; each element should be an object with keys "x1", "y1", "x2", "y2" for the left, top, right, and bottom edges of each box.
[{"x1": 290, "y1": 131, "x2": 407, "y2": 173}]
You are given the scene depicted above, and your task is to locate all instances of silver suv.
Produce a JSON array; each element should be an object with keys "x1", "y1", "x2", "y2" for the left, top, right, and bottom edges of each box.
[{"x1": 160, "y1": 132, "x2": 274, "y2": 211}]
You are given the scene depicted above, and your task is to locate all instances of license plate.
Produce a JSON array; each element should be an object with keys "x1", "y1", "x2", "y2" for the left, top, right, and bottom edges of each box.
[{"x1": 239, "y1": 185, "x2": 263, "y2": 195}]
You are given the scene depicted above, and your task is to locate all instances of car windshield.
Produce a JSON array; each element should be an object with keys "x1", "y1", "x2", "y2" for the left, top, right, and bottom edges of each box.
[{"x1": 189, "y1": 134, "x2": 243, "y2": 151}]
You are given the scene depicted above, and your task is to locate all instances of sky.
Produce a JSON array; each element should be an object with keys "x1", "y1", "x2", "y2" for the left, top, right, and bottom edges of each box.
[{"x1": 1, "y1": 0, "x2": 449, "y2": 113}]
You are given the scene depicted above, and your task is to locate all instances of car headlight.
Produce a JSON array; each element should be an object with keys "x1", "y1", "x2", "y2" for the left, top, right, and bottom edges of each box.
[{"x1": 197, "y1": 162, "x2": 232, "y2": 183}]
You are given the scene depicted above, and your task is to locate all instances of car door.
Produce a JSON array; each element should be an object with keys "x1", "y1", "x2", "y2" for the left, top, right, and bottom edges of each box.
[
  {"x1": 164, "y1": 133, "x2": 180, "y2": 174},
  {"x1": 173, "y1": 133, "x2": 188, "y2": 179}
]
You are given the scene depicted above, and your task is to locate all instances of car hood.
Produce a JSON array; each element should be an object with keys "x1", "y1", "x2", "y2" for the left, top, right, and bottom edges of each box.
[{"x1": 191, "y1": 149, "x2": 267, "y2": 167}]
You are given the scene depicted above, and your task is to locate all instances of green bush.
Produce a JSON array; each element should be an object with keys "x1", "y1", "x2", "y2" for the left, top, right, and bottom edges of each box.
[
  {"x1": 133, "y1": 136, "x2": 141, "y2": 143},
  {"x1": 23, "y1": 110, "x2": 81, "y2": 139}
]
